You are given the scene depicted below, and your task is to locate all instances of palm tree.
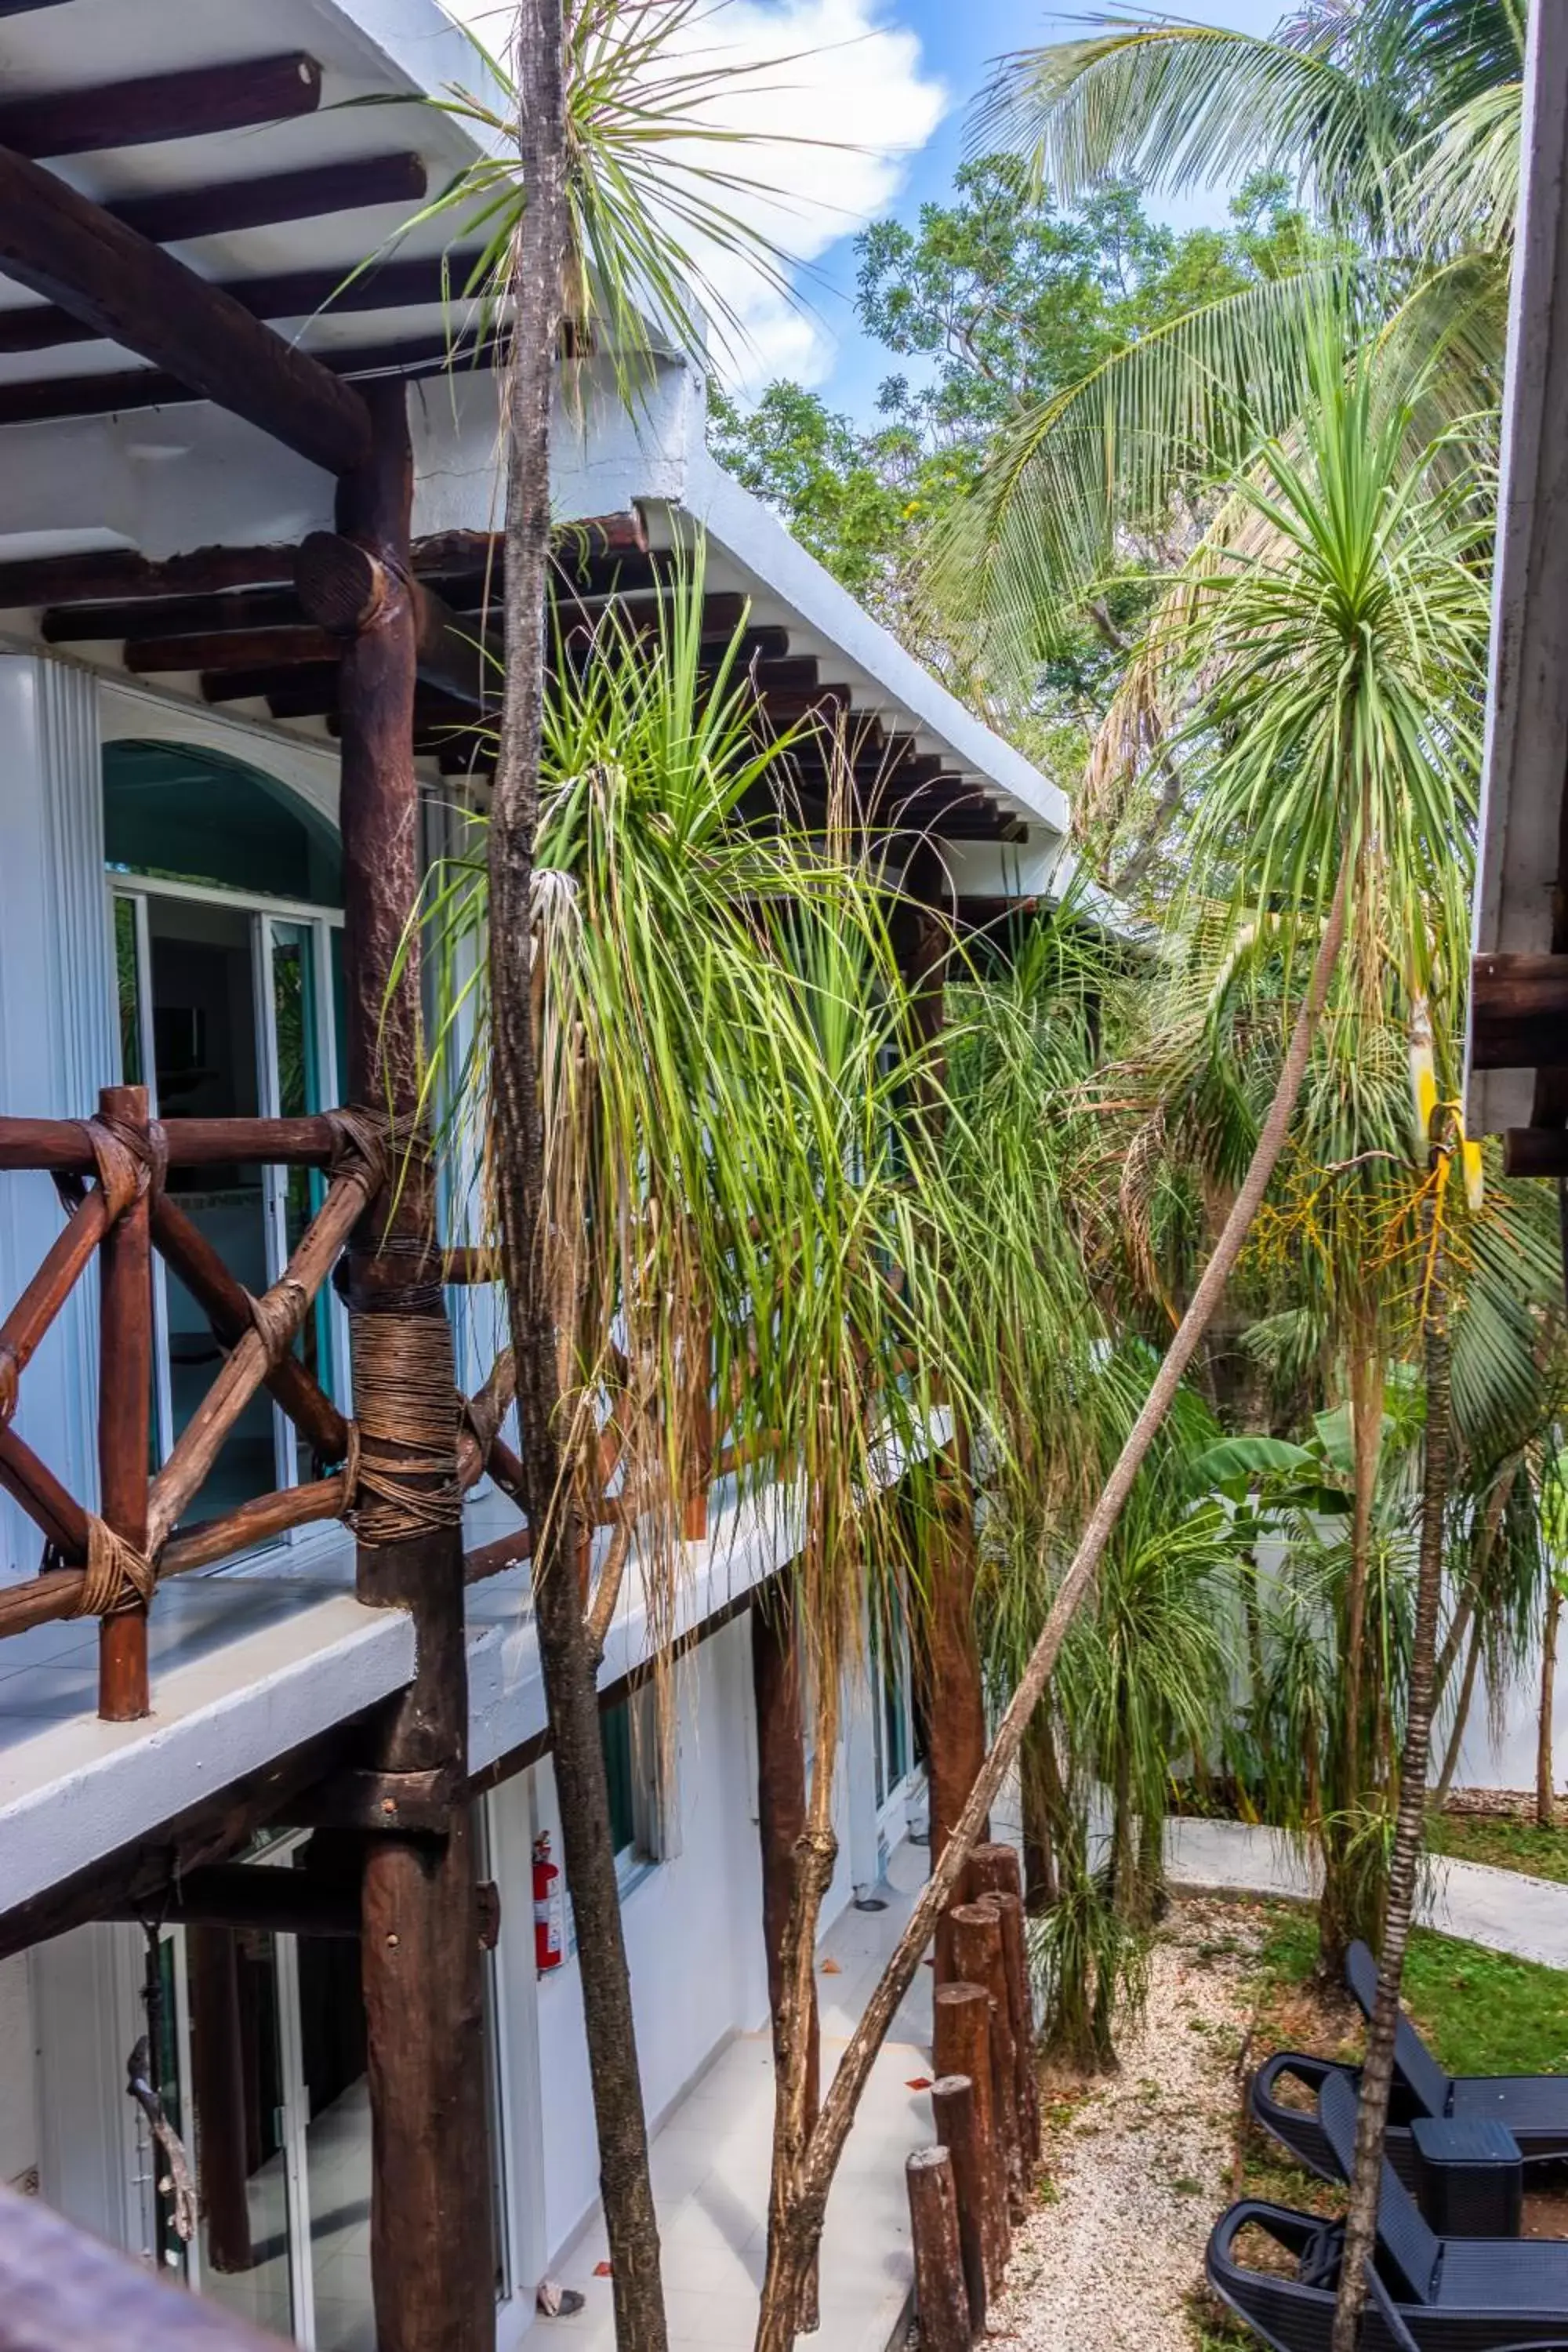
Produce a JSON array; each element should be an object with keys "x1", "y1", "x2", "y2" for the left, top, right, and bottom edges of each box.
[
  {"x1": 931, "y1": 0, "x2": 1521, "y2": 730},
  {"x1": 752, "y1": 325, "x2": 1492, "y2": 2350}
]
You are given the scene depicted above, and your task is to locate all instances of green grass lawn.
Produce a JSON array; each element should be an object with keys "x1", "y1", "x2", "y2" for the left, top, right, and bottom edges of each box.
[
  {"x1": 1252, "y1": 1904, "x2": 1568, "y2": 2078},
  {"x1": 1427, "y1": 1809, "x2": 1568, "y2": 1886}
]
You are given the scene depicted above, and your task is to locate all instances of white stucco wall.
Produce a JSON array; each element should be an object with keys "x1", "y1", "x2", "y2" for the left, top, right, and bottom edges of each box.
[{"x1": 528, "y1": 1616, "x2": 771, "y2": 2262}]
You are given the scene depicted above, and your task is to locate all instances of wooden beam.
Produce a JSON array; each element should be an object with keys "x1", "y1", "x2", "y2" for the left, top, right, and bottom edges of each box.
[
  {"x1": 107, "y1": 1862, "x2": 361, "y2": 1940},
  {"x1": 0, "y1": 1722, "x2": 357, "y2": 1966},
  {"x1": 0, "y1": 518, "x2": 642, "y2": 613},
  {"x1": 128, "y1": 623, "x2": 339, "y2": 675},
  {"x1": 43, "y1": 586, "x2": 304, "y2": 643},
  {"x1": 207, "y1": 662, "x2": 339, "y2": 711},
  {"x1": 1471, "y1": 951, "x2": 1568, "y2": 1069},
  {"x1": 0, "y1": 143, "x2": 372, "y2": 474},
  {"x1": 0, "y1": 248, "x2": 488, "y2": 358},
  {"x1": 0, "y1": 543, "x2": 298, "y2": 611},
  {"x1": 296, "y1": 530, "x2": 495, "y2": 710},
  {"x1": 112, "y1": 153, "x2": 430, "y2": 249},
  {"x1": 0, "y1": 54, "x2": 322, "y2": 159},
  {"x1": 279, "y1": 1766, "x2": 463, "y2": 1837}
]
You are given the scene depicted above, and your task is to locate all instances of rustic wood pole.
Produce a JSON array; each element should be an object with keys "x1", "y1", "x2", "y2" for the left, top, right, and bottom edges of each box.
[
  {"x1": 186, "y1": 1925, "x2": 253, "y2": 2274},
  {"x1": 336, "y1": 376, "x2": 492, "y2": 2352},
  {"x1": 948, "y1": 1904, "x2": 1025, "y2": 2222},
  {"x1": 930, "y1": 2074, "x2": 986, "y2": 2336},
  {"x1": 931, "y1": 1984, "x2": 1007, "y2": 2291},
  {"x1": 967, "y1": 1850, "x2": 1040, "y2": 2163},
  {"x1": 96, "y1": 1081, "x2": 151, "y2": 1721},
  {"x1": 752, "y1": 1583, "x2": 822, "y2": 2333},
  {"x1": 906, "y1": 2147, "x2": 971, "y2": 2352}
]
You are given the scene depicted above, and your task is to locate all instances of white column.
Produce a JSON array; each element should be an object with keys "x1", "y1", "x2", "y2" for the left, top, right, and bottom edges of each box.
[{"x1": 0, "y1": 655, "x2": 114, "y2": 1566}]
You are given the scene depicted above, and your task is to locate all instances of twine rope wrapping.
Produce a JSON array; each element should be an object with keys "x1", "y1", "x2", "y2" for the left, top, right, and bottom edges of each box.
[
  {"x1": 84, "y1": 1118, "x2": 144, "y2": 1221},
  {"x1": 246, "y1": 1278, "x2": 309, "y2": 1367},
  {"x1": 71, "y1": 1514, "x2": 156, "y2": 1617},
  {"x1": 347, "y1": 1311, "x2": 463, "y2": 1545}
]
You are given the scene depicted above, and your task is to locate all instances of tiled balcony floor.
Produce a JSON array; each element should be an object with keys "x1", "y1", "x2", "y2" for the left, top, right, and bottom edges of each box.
[{"x1": 521, "y1": 1836, "x2": 934, "y2": 2352}]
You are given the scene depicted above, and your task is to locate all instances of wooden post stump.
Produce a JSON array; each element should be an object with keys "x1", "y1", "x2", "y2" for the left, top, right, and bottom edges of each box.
[
  {"x1": 967, "y1": 1859, "x2": 1040, "y2": 2167},
  {"x1": 949, "y1": 1900, "x2": 1025, "y2": 2222},
  {"x1": 96, "y1": 1081, "x2": 151, "y2": 1722},
  {"x1": 932, "y1": 1983, "x2": 1008, "y2": 2290},
  {"x1": 906, "y1": 2146, "x2": 971, "y2": 2352},
  {"x1": 931, "y1": 2073, "x2": 986, "y2": 2336}
]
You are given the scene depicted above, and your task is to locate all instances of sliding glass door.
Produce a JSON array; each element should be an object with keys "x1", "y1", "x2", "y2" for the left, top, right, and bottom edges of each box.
[{"x1": 111, "y1": 880, "x2": 347, "y2": 1524}]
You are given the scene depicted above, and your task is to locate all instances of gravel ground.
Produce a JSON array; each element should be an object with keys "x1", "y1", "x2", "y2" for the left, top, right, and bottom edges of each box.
[{"x1": 989, "y1": 1896, "x2": 1268, "y2": 2352}]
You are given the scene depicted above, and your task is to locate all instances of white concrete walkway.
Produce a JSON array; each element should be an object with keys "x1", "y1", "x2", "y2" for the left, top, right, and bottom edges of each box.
[
  {"x1": 1166, "y1": 1815, "x2": 1568, "y2": 1968},
  {"x1": 521, "y1": 1839, "x2": 934, "y2": 2352}
]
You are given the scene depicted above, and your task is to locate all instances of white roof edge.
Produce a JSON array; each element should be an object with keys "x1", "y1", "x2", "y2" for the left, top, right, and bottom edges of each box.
[
  {"x1": 1465, "y1": 0, "x2": 1568, "y2": 1134},
  {"x1": 305, "y1": 0, "x2": 510, "y2": 153},
  {"x1": 679, "y1": 449, "x2": 1072, "y2": 842}
]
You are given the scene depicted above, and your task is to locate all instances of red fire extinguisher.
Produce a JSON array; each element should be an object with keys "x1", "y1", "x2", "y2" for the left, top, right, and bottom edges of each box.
[{"x1": 534, "y1": 1831, "x2": 564, "y2": 1973}]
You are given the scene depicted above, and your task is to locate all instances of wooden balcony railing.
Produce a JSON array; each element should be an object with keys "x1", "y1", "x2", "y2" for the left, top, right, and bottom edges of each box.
[{"x1": 0, "y1": 1091, "x2": 720, "y2": 1722}]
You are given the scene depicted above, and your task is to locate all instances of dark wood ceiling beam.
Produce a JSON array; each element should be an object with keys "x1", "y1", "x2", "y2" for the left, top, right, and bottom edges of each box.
[
  {"x1": 203, "y1": 662, "x2": 336, "y2": 710},
  {"x1": 0, "y1": 247, "x2": 488, "y2": 356},
  {"x1": 1503, "y1": 1127, "x2": 1568, "y2": 1178},
  {"x1": 1470, "y1": 951, "x2": 1568, "y2": 1069},
  {"x1": 127, "y1": 623, "x2": 337, "y2": 674},
  {"x1": 0, "y1": 518, "x2": 646, "y2": 613},
  {"x1": 0, "y1": 54, "x2": 322, "y2": 160},
  {"x1": 109, "y1": 153, "x2": 429, "y2": 249},
  {"x1": 0, "y1": 143, "x2": 371, "y2": 474},
  {"x1": 42, "y1": 586, "x2": 304, "y2": 642},
  {"x1": 296, "y1": 529, "x2": 494, "y2": 713}
]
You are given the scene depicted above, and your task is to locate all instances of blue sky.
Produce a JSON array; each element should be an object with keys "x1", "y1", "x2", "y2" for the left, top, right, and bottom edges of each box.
[{"x1": 802, "y1": 0, "x2": 1287, "y2": 420}]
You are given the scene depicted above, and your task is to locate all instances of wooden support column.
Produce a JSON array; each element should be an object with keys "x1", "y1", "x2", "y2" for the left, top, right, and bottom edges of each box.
[
  {"x1": 96, "y1": 1082, "x2": 151, "y2": 1722},
  {"x1": 752, "y1": 1581, "x2": 822, "y2": 2330},
  {"x1": 186, "y1": 1926, "x2": 254, "y2": 2274},
  {"x1": 336, "y1": 379, "x2": 492, "y2": 2352}
]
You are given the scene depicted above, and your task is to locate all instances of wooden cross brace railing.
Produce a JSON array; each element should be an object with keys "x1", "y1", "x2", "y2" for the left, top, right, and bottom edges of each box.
[{"x1": 0, "y1": 1090, "x2": 531, "y2": 1719}]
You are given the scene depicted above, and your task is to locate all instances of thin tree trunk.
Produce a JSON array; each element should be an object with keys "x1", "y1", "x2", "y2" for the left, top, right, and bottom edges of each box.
[
  {"x1": 1435, "y1": 1613, "x2": 1483, "y2": 1804},
  {"x1": 750, "y1": 859, "x2": 1350, "y2": 2352},
  {"x1": 760, "y1": 1653, "x2": 840, "y2": 2342},
  {"x1": 1330, "y1": 1187, "x2": 1450, "y2": 2352},
  {"x1": 1020, "y1": 1713, "x2": 1058, "y2": 1909},
  {"x1": 1538, "y1": 1581, "x2": 1560, "y2": 1831},
  {"x1": 1322, "y1": 1344, "x2": 1383, "y2": 1970},
  {"x1": 492, "y1": 6, "x2": 666, "y2": 2343}
]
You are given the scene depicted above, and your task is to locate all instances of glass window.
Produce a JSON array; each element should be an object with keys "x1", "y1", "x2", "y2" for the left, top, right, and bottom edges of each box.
[
  {"x1": 104, "y1": 740, "x2": 341, "y2": 906},
  {"x1": 601, "y1": 1700, "x2": 637, "y2": 1861}
]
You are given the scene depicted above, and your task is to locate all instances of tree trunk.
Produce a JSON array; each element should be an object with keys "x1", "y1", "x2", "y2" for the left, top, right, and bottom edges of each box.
[
  {"x1": 1538, "y1": 1580, "x2": 1560, "y2": 1831},
  {"x1": 1435, "y1": 1613, "x2": 1483, "y2": 1804},
  {"x1": 491, "y1": 7, "x2": 666, "y2": 2344},
  {"x1": 1019, "y1": 1714, "x2": 1058, "y2": 1909},
  {"x1": 920, "y1": 1443, "x2": 989, "y2": 1976},
  {"x1": 752, "y1": 1587, "x2": 821, "y2": 2333},
  {"x1": 758, "y1": 1657, "x2": 840, "y2": 2345},
  {"x1": 750, "y1": 859, "x2": 1349, "y2": 2352},
  {"x1": 1329, "y1": 1186, "x2": 1450, "y2": 2352},
  {"x1": 1321, "y1": 1343, "x2": 1384, "y2": 1972}
]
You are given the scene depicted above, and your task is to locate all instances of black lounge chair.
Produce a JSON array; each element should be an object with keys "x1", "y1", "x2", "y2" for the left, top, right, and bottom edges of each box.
[
  {"x1": 1252, "y1": 1941, "x2": 1568, "y2": 2186},
  {"x1": 1210, "y1": 2073, "x2": 1568, "y2": 2352}
]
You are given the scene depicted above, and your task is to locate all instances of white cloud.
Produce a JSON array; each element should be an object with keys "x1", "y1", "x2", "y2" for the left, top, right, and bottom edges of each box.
[{"x1": 437, "y1": 0, "x2": 947, "y2": 390}]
